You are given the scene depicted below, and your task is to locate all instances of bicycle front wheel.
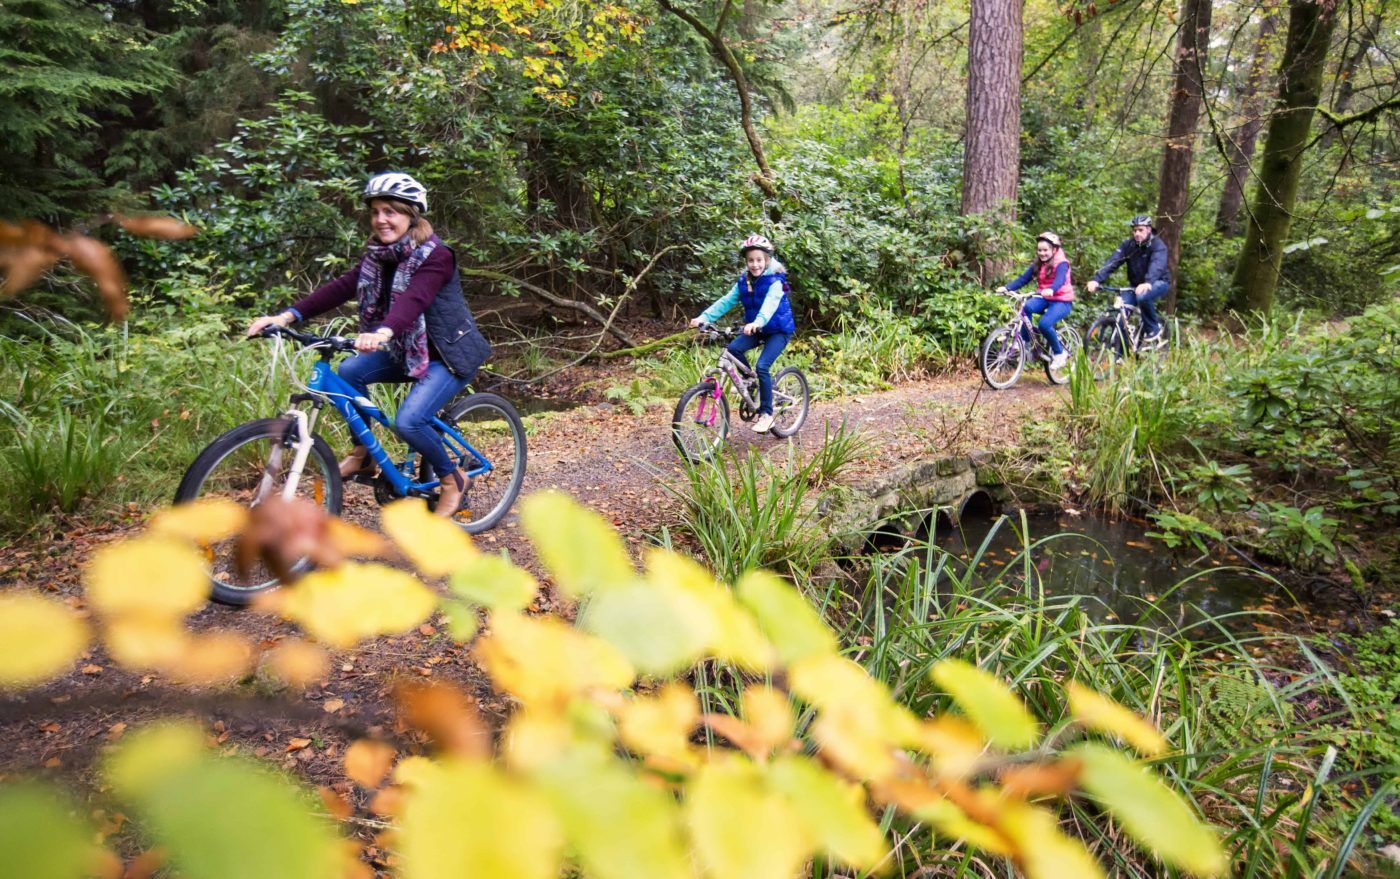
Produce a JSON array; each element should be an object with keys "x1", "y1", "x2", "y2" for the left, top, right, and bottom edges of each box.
[
  {"x1": 1085, "y1": 316, "x2": 1126, "y2": 380},
  {"x1": 979, "y1": 326, "x2": 1025, "y2": 390},
  {"x1": 438, "y1": 392, "x2": 527, "y2": 533},
  {"x1": 672, "y1": 380, "x2": 730, "y2": 463},
  {"x1": 768, "y1": 367, "x2": 810, "y2": 438},
  {"x1": 174, "y1": 418, "x2": 342, "y2": 605}
]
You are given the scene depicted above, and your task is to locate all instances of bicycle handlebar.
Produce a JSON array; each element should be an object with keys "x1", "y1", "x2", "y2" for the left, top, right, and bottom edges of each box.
[
  {"x1": 693, "y1": 322, "x2": 742, "y2": 341},
  {"x1": 258, "y1": 325, "x2": 358, "y2": 352}
]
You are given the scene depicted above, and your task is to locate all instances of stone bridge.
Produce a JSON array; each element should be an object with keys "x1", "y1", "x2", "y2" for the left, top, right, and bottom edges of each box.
[{"x1": 821, "y1": 451, "x2": 1010, "y2": 552}]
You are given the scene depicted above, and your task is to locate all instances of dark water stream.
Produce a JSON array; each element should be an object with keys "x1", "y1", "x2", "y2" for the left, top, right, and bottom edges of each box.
[{"x1": 928, "y1": 510, "x2": 1274, "y2": 634}]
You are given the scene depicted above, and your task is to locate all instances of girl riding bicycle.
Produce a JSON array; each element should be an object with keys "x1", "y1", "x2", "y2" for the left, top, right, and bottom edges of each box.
[
  {"x1": 688, "y1": 234, "x2": 797, "y2": 434},
  {"x1": 997, "y1": 231, "x2": 1075, "y2": 371},
  {"x1": 245, "y1": 172, "x2": 491, "y2": 517}
]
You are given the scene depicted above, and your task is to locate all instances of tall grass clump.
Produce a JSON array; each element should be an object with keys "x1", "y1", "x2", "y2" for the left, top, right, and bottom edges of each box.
[
  {"x1": 822, "y1": 516, "x2": 1394, "y2": 877},
  {"x1": 0, "y1": 314, "x2": 303, "y2": 533}
]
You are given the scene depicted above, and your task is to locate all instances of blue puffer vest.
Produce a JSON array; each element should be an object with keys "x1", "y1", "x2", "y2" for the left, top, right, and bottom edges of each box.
[{"x1": 737, "y1": 266, "x2": 797, "y2": 336}]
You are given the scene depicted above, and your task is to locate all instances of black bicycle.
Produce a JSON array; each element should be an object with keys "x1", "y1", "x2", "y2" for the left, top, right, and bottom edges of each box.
[{"x1": 1083, "y1": 285, "x2": 1171, "y2": 378}]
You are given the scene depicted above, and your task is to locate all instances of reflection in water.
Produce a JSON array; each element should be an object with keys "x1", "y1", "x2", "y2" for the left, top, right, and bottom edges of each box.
[{"x1": 930, "y1": 511, "x2": 1272, "y2": 635}]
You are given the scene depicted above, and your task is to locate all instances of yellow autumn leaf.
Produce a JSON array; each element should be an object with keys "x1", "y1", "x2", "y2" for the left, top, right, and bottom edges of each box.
[
  {"x1": 645, "y1": 548, "x2": 772, "y2": 670},
  {"x1": 262, "y1": 639, "x2": 330, "y2": 688},
  {"x1": 616, "y1": 683, "x2": 700, "y2": 770},
  {"x1": 532, "y1": 749, "x2": 692, "y2": 879},
  {"x1": 381, "y1": 498, "x2": 478, "y2": 577},
  {"x1": 279, "y1": 563, "x2": 437, "y2": 647},
  {"x1": 520, "y1": 492, "x2": 633, "y2": 598},
  {"x1": 85, "y1": 535, "x2": 209, "y2": 620},
  {"x1": 0, "y1": 592, "x2": 88, "y2": 688},
  {"x1": 149, "y1": 499, "x2": 249, "y2": 544},
  {"x1": 579, "y1": 578, "x2": 708, "y2": 677},
  {"x1": 396, "y1": 758, "x2": 563, "y2": 879},
  {"x1": 878, "y1": 781, "x2": 1013, "y2": 856},
  {"x1": 449, "y1": 553, "x2": 538, "y2": 612},
  {"x1": 686, "y1": 756, "x2": 812, "y2": 879},
  {"x1": 1066, "y1": 680, "x2": 1169, "y2": 757},
  {"x1": 930, "y1": 659, "x2": 1039, "y2": 750},
  {"x1": 503, "y1": 710, "x2": 602, "y2": 773},
  {"x1": 475, "y1": 612, "x2": 634, "y2": 708},
  {"x1": 999, "y1": 797, "x2": 1105, "y2": 879},
  {"x1": 790, "y1": 654, "x2": 920, "y2": 781},
  {"x1": 766, "y1": 754, "x2": 890, "y2": 870},
  {"x1": 165, "y1": 631, "x2": 255, "y2": 685},
  {"x1": 104, "y1": 615, "x2": 189, "y2": 670},
  {"x1": 1072, "y1": 743, "x2": 1227, "y2": 877},
  {"x1": 908, "y1": 716, "x2": 989, "y2": 779},
  {"x1": 740, "y1": 685, "x2": 795, "y2": 757},
  {"x1": 735, "y1": 569, "x2": 836, "y2": 664}
]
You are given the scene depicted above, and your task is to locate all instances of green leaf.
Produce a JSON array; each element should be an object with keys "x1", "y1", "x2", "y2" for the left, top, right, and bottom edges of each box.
[
  {"x1": 532, "y1": 751, "x2": 692, "y2": 879},
  {"x1": 735, "y1": 570, "x2": 836, "y2": 664},
  {"x1": 1072, "y1": 743, "x2": 1227, "y2": 877},
  {"x1": 930, "y1": 659, "x2": 1039, "y2": 749},
  {"x1": 579, "y1": 579, "x2": 708, "y2": 677},
  {"x1": 521, "y1": 492, "x2": 634, "y2": 598},
  {"x1": 107, "y1": 724, "x2": 344, "y2": 879},
  {"x1": 0, "y1": 782, "x2": 98, "y2": 879},
  {"x1": 766, "y1": 754, "x2": 889, "y2": 870}
]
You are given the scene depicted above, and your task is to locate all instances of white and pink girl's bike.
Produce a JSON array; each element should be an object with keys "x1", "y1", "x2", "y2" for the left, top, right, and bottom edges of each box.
[{"x1": 671, "y1": 323, "x2": 810, "y2": 463}]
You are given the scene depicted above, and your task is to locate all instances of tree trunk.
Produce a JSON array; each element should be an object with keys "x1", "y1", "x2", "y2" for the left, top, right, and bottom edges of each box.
[
  {"x1": 1319, "y1": 9, "x2": 1382, "y2": 147},
  {"x1": 1154, "y1": 0, "x2": 1214, "y2": 312},
  {"x1": 961, "y1": 0, "x2": 1023, "y2": 281},
  {"x1": 1228, "y1": 0, "x2": 1339, "y2": 313},
  {"x1": 1216, "y1": 10, "x2": 1279, "y2": 237}
]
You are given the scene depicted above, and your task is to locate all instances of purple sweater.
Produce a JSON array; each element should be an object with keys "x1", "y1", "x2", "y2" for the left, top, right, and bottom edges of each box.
[{"x1": 289, "y1": 245, "x2": 455, "y2": 336}]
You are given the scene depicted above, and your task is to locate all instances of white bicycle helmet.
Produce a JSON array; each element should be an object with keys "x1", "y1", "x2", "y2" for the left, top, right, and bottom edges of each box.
[
  {"x1": 1036, "y1": 231, "x2": 1062, "y2": 248},
  {"x1": 363, "y1": 172, "x2": 429, "y2": 214},
  {"x1": 739, "y1": 233, "x2": 774, "y2": 256}
]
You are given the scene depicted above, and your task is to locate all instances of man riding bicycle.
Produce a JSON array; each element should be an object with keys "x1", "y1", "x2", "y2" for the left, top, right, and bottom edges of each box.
[{"x1": 1085, "y1": 214, "x2": 1170, "y2": 348}]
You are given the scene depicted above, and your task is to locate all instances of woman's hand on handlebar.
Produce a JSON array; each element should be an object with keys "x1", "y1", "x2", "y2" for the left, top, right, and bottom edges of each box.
[
  {"x1": 246, "y1": 312, "x2": 294, "y2": 338},
  {"x1": 353, "y1": 329, "x2": 392, "y2": 352}
]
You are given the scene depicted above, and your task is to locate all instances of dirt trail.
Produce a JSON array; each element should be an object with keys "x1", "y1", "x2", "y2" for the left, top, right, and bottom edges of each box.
[{"x1": 0, "y1": 369, "x2": 1060, "y2": 788}]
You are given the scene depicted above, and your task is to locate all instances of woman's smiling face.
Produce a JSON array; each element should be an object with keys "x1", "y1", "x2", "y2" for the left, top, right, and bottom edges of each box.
[{"x1": 369, "y1": 199, "x2": 413, "y2": 244}]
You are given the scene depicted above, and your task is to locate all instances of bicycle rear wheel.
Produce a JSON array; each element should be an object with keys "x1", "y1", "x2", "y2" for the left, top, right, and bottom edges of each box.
[
  {"x1": 979, "y1": 326, "x2": 1025, "y2": 390},
  {"x1": 435, "y1": 392, "x2": 527, "y2": 533},
  {"x1": 1084, "y1": 316, "x2": 1127, "y2": 380},
  {"x1": 768, "y1": 367, "x2": 810, "y2": 438},
  {"x1": 174, "y1": 417, "x2": 342, "y2": 605},
  {"x1": 672, "y1": 380, "x2": 729, "y2": 463}
]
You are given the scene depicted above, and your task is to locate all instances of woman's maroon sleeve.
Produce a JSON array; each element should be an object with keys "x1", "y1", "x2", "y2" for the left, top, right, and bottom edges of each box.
[
  {"x1": 289, "y1": 264, "x2": 361, "y2": 320},
  {"x1": 380, "y1": 247, "x2": 455, "y2": 336}
]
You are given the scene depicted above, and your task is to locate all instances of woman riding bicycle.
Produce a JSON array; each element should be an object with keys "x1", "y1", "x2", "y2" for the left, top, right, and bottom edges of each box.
[
  {"x1": 245, "y1": 172, "x2": 491, "y2": 518},
  {"x1": 997, "y1": 231, "x2": 1075, "y2": 371},
  {"x1": 687, "y1": 233, "x2": 797, "y2": 434}
]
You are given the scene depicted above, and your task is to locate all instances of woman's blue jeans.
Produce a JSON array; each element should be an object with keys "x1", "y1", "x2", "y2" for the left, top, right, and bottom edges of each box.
[
  {"x1": 1020, "y1": 296, "x2": 1073, "y2": 355},
  {"x1": 726, "y1": 331, "x2": 791, "y2": 415},
  {"x1": 337, "y1": 351, "x2": 469, "y2": 476}
]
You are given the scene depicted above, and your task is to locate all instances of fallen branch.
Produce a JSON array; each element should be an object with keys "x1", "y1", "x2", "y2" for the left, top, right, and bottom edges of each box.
[{"x1": 460, "y1": 267, "x2": 641, "y2": 348}]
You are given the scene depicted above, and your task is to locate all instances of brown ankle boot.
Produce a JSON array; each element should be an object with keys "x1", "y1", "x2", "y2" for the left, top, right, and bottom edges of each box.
[
  {"x1": 338, "y1": 446, "x2": 375, "y2": 479},
  {"x1": 435, "y1": 470, "x2": 467, "y2": 518}
]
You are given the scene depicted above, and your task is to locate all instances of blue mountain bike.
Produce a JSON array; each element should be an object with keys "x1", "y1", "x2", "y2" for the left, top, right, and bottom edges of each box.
[{"x1": 175, "y1": 327, "x2": 526, "y2": 605}]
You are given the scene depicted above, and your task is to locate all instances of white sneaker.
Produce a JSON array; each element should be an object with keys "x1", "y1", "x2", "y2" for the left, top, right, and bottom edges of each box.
[
  {"x1": 1049, "y1": 351, "x2": 1069, "y2": 371},
  {"x1": 1142, "y1": 329, "x2": 1165, "y2": 349},
  {"x1": 752, "y1": 413, "x2": 775, "y2": 433}
]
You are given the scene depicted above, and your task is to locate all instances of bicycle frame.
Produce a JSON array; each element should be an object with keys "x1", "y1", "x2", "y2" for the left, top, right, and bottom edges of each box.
[
  {"x1": 690, "y1": 341, "x2": 761, "y2": 427},
  {"x1": 279, "y1": 355, "x2": 493, "y2": 498},
  {"x1": 998, "y1": 291, "x2": 1053, "y2": 358}
]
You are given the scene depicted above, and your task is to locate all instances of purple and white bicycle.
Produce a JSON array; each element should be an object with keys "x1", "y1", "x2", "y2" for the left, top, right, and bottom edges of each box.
[{"x1": 670, "y1": 323, "x2": 810, "y2": 463}]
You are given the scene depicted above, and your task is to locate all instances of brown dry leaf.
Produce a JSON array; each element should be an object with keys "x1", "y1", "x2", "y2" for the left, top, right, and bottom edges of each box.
[
  {"x1": 167, "y1": 632, "x2": 255, "y2": 685},
  {"x1": 0, "y1": 244, "x2": 61, "y2": 295},
  {"x1": 345, "y1": 740, "x2": 396, "y2": 788},
  {"x1": 287, "y1": 737, "x2": 313, "y2": 752},
  {"x1": 262, "y1": 639, "x2": 330, "y2": 688},
  {"x1": 394, "y1": 681, "x2": 489, "y2": 758},
  {"x1": 368, "y1": 786, "x2": 404, "y2": 817},
  {"x1": 323, "y1": 698, "x2": 345, "y2": 714},
  {"x1": 114, "y1": 214, "x2": 199, "y2": 241},
  {"x1": 82, "y1": 664, "x2": 103, "y2": 675},
  {"x1": 999, "y1": 759, "x2": 1084, "y2": 799},
  {"x1": 238, "y1": 498, "x2": 339, "y2": 585},
  {"x1": 123, "y1": 846, "x2": 168, "y2": 879},
  {"x1": 318, "y1": 786, "x2": 353, "y2": 821},
  {"x1": 63, "y1": 233, "x2": 128, "y2": 320},
  {"x1": 89, "y1": 848, "x2": 122, "y2": 879},
  {"x1": 107, "y1": 722, "x2": 128, "y2": 741}
]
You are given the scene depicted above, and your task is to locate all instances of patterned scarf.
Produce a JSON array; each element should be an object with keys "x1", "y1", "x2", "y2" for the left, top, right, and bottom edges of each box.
[{"x1": 357, "y1": 234, "x2": 435, "y2": 380}]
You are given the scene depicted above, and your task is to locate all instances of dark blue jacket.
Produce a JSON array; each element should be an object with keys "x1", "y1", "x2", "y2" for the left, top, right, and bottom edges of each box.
[
  {"x1": 424, "y1": 250, "x2": 492, "y2": 382},
  {"x1": 1093, "y1": 235, "x2": 1170, "y2": 286}
]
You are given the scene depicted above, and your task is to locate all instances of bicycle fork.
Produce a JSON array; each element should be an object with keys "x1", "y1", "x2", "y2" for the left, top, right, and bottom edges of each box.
[
  {"x1": 693, "y1": 379, "x2": 724, "y2": 427},
  {"x1": 256, "y1": 408, "x2": 319, "y2": 504}
]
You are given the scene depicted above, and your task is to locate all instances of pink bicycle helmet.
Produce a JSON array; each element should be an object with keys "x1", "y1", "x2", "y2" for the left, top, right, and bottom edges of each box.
[{"x1": 739, "y1": 233, "x2": 774, "y2": 256}]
